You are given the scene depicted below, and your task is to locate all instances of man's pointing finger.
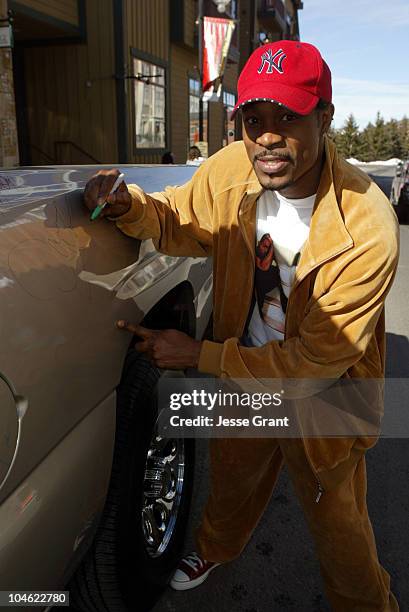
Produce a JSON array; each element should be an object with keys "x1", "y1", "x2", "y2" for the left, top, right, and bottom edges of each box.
[{"x1": 116, "y1": 321, "x2": 156, "y2": 338}]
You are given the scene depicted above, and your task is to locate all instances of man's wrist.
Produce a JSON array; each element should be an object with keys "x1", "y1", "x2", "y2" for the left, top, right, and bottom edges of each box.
[{"x1": 106, "y1": 205, "x2": 132, "y2": 220}]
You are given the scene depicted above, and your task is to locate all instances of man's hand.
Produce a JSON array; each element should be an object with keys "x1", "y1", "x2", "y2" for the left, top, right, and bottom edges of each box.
[
  {"x1": 116, "y1": 320, "x2": 202, "y2": 369},
  {"x1": 83, "y1": 169, "x2": 132, "y2": 219}
]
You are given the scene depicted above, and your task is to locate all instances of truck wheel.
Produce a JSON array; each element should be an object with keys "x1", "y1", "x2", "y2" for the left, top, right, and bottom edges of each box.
[{"x1": 69, "y1": 351, "x2": 194, "y2": 612}]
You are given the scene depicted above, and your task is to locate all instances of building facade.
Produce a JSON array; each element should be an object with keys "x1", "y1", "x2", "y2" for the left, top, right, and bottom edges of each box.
[
  {"x1": 3, "y1": 0, "x2": 302, "y2": 167},
  {"x1": 0, "y1": 0, "x2": 19, "y2": 167}
]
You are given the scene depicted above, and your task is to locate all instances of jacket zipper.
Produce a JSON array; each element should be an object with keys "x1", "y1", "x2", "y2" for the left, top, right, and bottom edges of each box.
[
  {"x1": 315, "y1": 481, "x2": 324, "y2": 503},
  {"x1": 284, "y1": 298, "x2": 326, "y2": 504},
  {"x1": 284, "y1": 244, "x2": 352, "y2": 503}
]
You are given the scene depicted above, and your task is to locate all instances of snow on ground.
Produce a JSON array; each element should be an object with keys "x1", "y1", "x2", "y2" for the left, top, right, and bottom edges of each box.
[{"x1": 347, "y1": 157, "x2": 402, "y2": 166}]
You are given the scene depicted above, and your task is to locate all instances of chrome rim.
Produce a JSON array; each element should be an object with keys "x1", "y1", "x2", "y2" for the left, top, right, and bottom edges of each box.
[{"x1": 141, "y1": 427, "x2": 185, "y2": 558}]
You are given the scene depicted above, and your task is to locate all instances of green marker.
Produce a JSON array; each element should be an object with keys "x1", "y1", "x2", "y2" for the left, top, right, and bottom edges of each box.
[{"x1": 91, "y1": 173, "x2": 125, "y2": 220}]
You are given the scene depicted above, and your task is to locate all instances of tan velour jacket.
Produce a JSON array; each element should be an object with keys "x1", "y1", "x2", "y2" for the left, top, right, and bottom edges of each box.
[{"x1": 114, "y1": 136, "x2": 400, "y2": 490}]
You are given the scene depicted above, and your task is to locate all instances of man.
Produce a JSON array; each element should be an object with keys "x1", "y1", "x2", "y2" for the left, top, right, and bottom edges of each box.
[{"x1": 84, "y1": 41, "x2": 399, "y2": 610}]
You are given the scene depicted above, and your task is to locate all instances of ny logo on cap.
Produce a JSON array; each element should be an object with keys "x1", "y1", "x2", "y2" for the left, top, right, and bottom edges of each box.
[{"x1": 257, "y1": 48, "x2": 286, "y2": 75}]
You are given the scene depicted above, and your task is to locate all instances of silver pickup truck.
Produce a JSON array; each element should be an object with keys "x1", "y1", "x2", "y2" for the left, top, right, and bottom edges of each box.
[{"x1": 0, "y1": 165, "x2": 213, "y2": 612}]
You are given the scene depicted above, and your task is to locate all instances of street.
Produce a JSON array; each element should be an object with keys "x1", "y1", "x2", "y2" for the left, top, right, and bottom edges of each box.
[{"x1": 153, "y1": 171, "x2": 409, "y2": 612}]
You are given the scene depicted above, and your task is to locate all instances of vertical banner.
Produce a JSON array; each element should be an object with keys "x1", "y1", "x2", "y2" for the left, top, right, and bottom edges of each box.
[{"x1": 202, "y1": 17, "x2": 235, "y2": 101}]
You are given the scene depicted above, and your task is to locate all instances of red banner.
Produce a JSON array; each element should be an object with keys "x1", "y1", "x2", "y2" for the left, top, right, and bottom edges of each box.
[{"x1": 202, "y1": 17, "x2": 235, "y2": 98}]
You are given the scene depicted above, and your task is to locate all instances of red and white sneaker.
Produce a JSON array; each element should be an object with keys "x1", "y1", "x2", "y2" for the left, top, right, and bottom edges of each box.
[{"x1": 169, "y1": 551, "x2": 221, "y2": 590}]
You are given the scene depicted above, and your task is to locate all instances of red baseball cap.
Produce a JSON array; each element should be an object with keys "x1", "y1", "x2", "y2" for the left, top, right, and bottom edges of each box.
[{"x1": 231, "y1": 40, "x2": 332, "y2": 118}]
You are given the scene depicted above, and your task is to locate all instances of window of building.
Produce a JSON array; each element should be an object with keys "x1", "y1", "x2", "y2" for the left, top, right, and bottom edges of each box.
[
  {"x1": 133, "y1": 56, "x2": 166, "y2": 149},
  {"x1": 189, "y1": 77, "x2": 208, "y2": 146},
  {"x1": 223, "y1": 90, "x2": 236, "y2": 146}
]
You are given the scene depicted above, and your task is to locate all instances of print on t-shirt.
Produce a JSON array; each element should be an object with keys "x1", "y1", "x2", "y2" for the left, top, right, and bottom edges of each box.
[
  {"x1": 255, "y1": 233, "x2": 300, "y2": 335},
  {"x1": 247, "y1": 190, "x2": 315, "y2": 346}
]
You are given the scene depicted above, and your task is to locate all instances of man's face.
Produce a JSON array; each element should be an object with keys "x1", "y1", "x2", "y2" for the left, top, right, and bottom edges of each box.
[{"x1": 242, "y1": 101, "x2": 333, "y2": 198}]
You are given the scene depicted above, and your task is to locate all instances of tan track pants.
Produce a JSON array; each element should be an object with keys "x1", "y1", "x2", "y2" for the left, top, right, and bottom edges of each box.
[{"x1": 195, "y1": 438, "x2": 399, "y2": 611}]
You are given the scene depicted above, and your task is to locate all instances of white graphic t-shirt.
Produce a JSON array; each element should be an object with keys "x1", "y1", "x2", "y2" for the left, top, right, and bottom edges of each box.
[{"x1": 247, "y1": 190, "x2": 316, "y2": 347}]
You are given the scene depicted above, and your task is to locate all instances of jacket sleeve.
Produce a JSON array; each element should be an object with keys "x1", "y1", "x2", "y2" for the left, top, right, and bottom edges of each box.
[
  {"x1": 112, "y1": 162, "x2": 214, "y2": 257},
  {"x1": 198, "y1": 227, "x2": 399, "y2": 385}
]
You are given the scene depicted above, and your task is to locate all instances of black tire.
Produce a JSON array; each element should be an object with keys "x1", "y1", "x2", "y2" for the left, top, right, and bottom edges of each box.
[{"x1": 69, "y1": 351, "x2": 195, "y2": 612}]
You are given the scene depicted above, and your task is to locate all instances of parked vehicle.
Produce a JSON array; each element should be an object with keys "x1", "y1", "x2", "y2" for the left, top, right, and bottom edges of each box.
[
  {"x1": 0, "y1": 165, "x2": 213, "y2": 612},
  {"x1": 390, "y1": 160, "x2": 409, "y2": 223}
]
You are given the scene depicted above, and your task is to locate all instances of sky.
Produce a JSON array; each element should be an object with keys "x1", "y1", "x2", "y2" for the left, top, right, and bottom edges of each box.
[{"x1": 298, "y1": 0, "x2": 409, "y2": 129}]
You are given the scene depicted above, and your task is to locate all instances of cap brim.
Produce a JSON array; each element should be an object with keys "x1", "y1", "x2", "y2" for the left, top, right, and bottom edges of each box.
[{"x1": 230, "y1": 82, "x2": 320, "y2": 119}]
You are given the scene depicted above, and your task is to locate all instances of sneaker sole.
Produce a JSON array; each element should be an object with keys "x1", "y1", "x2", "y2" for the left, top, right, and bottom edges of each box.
[{"x1": 169, "y1": 563, "x2": 221, "y2": 591}]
